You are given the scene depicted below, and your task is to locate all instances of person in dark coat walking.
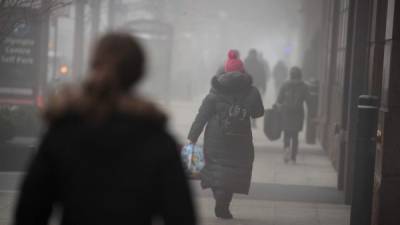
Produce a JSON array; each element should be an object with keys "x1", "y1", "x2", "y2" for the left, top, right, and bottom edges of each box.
[
  {"x1": 259, "y1": 52, "x2": 271, "y2": 90},
  {"x1": 276, "y1": 67, "x2": 311, "y2": 163},
  {"x1": 273, "y1": 60, "x2": 289, "y2": 96},
  {"x1": 188, "y1": 50, "x2": 264, "y2": 219},
  {"x1": 244, "y1": 49, "x2": 267, "y2": 128},
  {"x1": 13, "y1": 32, "x2": 196, "y2": 225},
  {"x1": 244, "y1": 49, "x2": 268, "y2": 96}
]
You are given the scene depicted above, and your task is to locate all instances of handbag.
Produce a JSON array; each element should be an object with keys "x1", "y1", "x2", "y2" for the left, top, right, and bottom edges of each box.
[
  {"x1": 181, "y1": 144, "x2": 205, "y2": 179},
  {"x1": 263, "y1": 106, "x2": 283, "y2": 141}
]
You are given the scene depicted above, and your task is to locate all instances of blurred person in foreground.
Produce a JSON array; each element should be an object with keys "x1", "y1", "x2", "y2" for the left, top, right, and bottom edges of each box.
[
  {"x1": 275, "y1": 67, "x2": 310, "y2": 164},
  {"x1": 188, "y1": 50, "x2": 264, "y2": 219},
  {"x1": 13, "y1": 32, "x2": 196, "y2": 225}
]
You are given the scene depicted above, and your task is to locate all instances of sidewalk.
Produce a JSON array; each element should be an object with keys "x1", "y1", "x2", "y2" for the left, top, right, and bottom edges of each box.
[
  {"x1": 196, "y1": 197, "x2": 350, "y2": 225},
  {"x1": 167, "y1": 100, "x2": 349, "y2": 225},
  {"x1": 162, "y1": 101, "x2": 338, "y2": 188},
  {"x1": 0, "y1": 192, "x2": 350, "y2": 225},
  {"x1": 0, "y1": 100, "x2": 349, "y2": 225}
]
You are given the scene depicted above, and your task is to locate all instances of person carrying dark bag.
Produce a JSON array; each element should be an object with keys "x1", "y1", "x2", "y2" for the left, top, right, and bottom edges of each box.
[
  {"x1": 263, "y1": 104, "x2": 283, "y2": 141},
  {"x1": 275, "y1": 66, "x2": 311, "y2": 164},
  {"x1": 187, "y1": 50, "x2": 264, "y2": 219}
]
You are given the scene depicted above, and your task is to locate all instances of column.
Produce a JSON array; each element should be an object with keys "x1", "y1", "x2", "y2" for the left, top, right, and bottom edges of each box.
[{"x1": 372, "y1": 1, "x2": 400, "y2": 224}]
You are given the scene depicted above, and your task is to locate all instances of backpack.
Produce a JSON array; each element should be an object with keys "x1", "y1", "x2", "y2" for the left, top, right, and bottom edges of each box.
[{"x1": 217, "y1": 92, "x2": 250, "y2": 135}]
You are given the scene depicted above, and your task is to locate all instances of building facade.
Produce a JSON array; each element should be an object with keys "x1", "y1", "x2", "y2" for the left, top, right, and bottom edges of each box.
[{"x1": 313, "y1": 0, "x2": 400, "y2": 224}]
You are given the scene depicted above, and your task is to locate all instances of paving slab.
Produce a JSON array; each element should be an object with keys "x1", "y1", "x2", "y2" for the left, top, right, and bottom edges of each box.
[
  {"x1": 163, "y1": 101, "x2": 338, "y2": 188},
  {"x1": 0, "y1": 100, "x2": 346, "y2": 224},
  {"x1": 197, "y1": 197, "x2": 349, "y2": 225}
]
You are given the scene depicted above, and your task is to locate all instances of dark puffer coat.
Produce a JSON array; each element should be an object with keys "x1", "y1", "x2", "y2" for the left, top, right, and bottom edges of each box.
[
  {"x1": 277, "y1": 79, "x2": 310, "y2": 132},
  {"x1": 244, "y1": 52, "x2": 267, "y2": 95},
  {"x1": 13, "y1": 98, "x2": 196, "y2": 225},
  {"x1": 188, "y1": 72, "x2": 264, "y2": 194}
]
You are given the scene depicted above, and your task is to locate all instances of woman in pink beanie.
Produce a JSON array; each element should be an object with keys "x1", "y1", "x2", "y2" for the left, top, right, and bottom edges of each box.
[
  {"x1": 188, "y1": 49, "x2": 264, "y2": 219},
  {"x1": 224, "y1": 50, "x2": 245, "y2": 73}
]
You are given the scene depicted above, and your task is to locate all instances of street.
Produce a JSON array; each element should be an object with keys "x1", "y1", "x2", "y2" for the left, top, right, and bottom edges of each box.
[{"x1": 0, "y1": 101, "x2": 350, "y2": 225}]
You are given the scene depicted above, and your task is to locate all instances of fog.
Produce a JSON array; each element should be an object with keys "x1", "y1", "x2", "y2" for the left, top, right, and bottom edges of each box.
[
  {"x1": 0, "y1": 0, "x2": 346, "y2": 224},
  {"x1": 4, "y1": 0, "x2": 400, "y2": 224},
  {"x1": 49, "y1": 0, "x2": 324, "y2": 104},
  {"x1": 0, "y1": 0, "x2": 328, "y2": 177},
  {"x1": 0, "y1": 0, "x2": 328, "y2": 182}
]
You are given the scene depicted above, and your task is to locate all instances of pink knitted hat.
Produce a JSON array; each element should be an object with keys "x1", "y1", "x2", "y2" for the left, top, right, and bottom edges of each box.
[{"x1": 224, "y1": 50, "x2": 244, "y2": 73}]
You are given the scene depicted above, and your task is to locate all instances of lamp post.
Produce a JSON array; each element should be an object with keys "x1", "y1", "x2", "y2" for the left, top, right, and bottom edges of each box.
[{"x1": 72, "y1": 0, "x2": 86, "y2": 80}]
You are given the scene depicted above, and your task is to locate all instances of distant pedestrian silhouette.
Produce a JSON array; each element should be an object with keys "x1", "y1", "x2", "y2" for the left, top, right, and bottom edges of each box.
[
  {"x1": 273, "y1": 61, "x2": 289, "y2": 96},
  {"x1": 244, "y1": 49, "x2": 268, "y2": 128},
  {"x1": 258, "y1": 52, "x2": 271, "y2": 94},
  {"x1": 244, "y1": 49, "x2": 268, "y2": 96},
  {"x1": 276, "y1": 67, "x2": 311, "y2": 164},
  {"x1": 13, "y1": 32, "x2": 196, "y2": 225}
]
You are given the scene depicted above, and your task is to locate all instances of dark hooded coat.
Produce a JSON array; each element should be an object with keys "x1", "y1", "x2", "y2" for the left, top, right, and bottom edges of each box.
[
  {"x1": 244, "y1": 53, "x2": 267, "y2": 95},
  {"x1": 273, "y1": 61, "x2": 289, "y2": 94},
  {"x1": 277, "y1": 79, "x2": 310, "y2": 132},
  {"x1": 188, "y1": 72, "x2": 264, "y2": 194},
  {"x1": 13, "y1": 96, "x2": 196, "y2": 225}
]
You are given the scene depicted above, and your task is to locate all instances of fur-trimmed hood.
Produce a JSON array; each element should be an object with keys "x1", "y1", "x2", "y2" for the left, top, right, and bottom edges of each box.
[
  {"x1": 211, "y1": 72, "x2": 253, "y2": 94},
  {"x1": 43, "y1": 85, "x2": 167, "y2": 126}
]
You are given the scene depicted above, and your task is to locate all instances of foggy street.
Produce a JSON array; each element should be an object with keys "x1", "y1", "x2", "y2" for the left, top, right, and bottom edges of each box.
[
  {"x1": 2, "y1": 0, "x2": 400, "y2": 224},
  {"x1": 171, "y1": 101, "x2": 350, "y2": 225},
  {"x1": 0, "y1": 101, "x2": 350, "y2": 225}
]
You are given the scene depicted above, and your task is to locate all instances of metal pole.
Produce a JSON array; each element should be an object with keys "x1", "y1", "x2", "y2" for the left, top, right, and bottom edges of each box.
[
  {"x1": 90, "y1": 0, "x2": 101, "y2": 39},
  {"x1": 72, "y1": 0, "x2": 85, "y2": 80},
  {"x1": 52, "y1": 18, "x2": 58, "y2": 79},
  {"x1": 38, "y1": 1, "x2": 50, "y2": 106},
  {"x1": 107, "y1": 0, "x2": 115, "y2": 28},
  {"x1": 350, "y1": 95, "x2": 379, "y2": 225}
]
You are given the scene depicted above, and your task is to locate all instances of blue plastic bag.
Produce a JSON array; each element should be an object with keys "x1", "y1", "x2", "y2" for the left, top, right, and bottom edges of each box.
[{"x1": 181, "y1": 144, "x2": 205, "y2": 179}]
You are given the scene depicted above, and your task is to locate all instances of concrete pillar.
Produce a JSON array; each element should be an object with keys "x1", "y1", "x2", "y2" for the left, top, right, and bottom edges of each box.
[
  {"x1": 367, "y1": 0, "x2": 388, "y2": 97},
  {"x1": 318, "y1": 0, "x2": 340, "y2": 158},
  {"x1": 350, "y1": 96, "x2": 379, "y2": 225},
  {"x1": 343, "y1": 0, "x2": 373, "y2": 204},
  {"x1": 372, "y1": 1, "x2": 400, "y2": 224}
]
